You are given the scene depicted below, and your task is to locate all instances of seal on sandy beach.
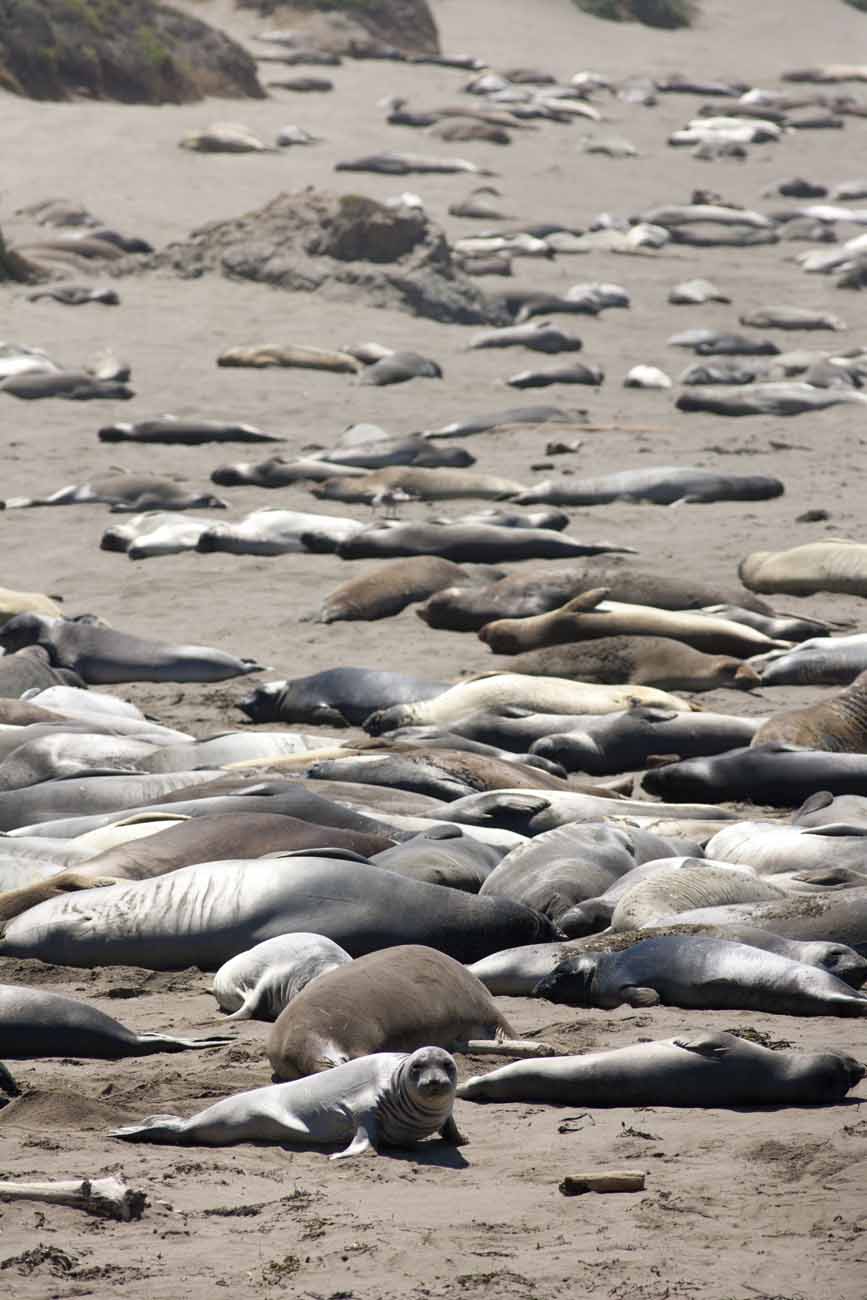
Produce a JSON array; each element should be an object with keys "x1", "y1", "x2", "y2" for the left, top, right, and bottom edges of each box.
[
  {"x1": 112, "y1": 1046, "x2": 465, "y2": 1158},
  {"x1": 751, "y1": 671, "x2": 867, "y2": 751},
  {"x1": 740, "y1": 540, "x2": 867, "y2": 597},
  {"x1": 754, "y1": 634, "x2": 867, "y2": 687},
  {"x1": 533, "y1": 935, "x2": 867, "y2": 1016},
  {"x1": 330, "y1": 522, "x2": 634, "y2": 564},
  {"x1": 2, "y1": 472, "x2": 225, "y2": 512},
  {"x1": 98, "y1": 418, "x2": 283, "y2": 445},
  {"x1": 363, "y1": 673, "x2": 695, "y2": 736},
  {"x1": 496, "y1": 636, "x2": 760, "y2": 693},
  {"x1": 456, "y1": 1032, "x2": 864, "y2": 1106},
  {"x1": 316, "y1": 557, "x2": 482, "y2": 623},
  {"x1": 312, "y1": 466, "x2": 526, "y2": 503},
  {"x1": 643, "y1": 745, "x2": 867, "y2": 807},
  {"x1": 0, "y1": 855, "x2": 563, "y2": 969},
  {"x1": 530, "y1": 707, "x2": 761, "y2": 774},
  {"x1": 213, "y1": 933, "x2": 353, "y2": 1021},
  {"x1": 0, "y1": 614, "x2": 265, "y2": 685},
  {"x1": 514, "y1": 466, "x2": 783, "y2": 507},
  {"x1": 267, "y1": 945, "x2": 545, "y2": 1079},
  {"x1": 0, "y1": 985, "x2": 231, "y2": 1059},
  {"x1": 240, "y1": 668, "x2": 449, "y2": 726}
]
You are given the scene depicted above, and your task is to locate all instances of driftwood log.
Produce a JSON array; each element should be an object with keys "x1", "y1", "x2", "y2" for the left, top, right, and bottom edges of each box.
[
  {"x1": 0, "y1": 1176, "x2": 147, "y2": 1221},
  {"x1": 559, "y1": 1170, "x2": 647, "y2": 1196}
]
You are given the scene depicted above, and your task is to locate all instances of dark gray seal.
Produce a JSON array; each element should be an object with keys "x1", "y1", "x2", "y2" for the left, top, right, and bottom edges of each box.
[
  {"x1": 99, "y1": 418, "x2": 282, "y2": 445},
  {"x1": 0, "y1": 985, "x2": 230, "y2": 1058},
  {"x1": 644, "y1": 745, "x2": 867, "y2": 807},
  {"x1": 0, "y1": 614, "x2": 264, "y2": 685},
  {"x1": 531, "y1": 707, "x2": 761, "y2": 774},
  {"x1": 534, "y1": 936, "x2": 867, "y2": 1015},
  {"x1": 329, "y1": 522, "x2": 634, "y2": 564},
  {"x1": 239, "y1": 669, "x2": 448, "y2": 726},
  {"x1": 0, "y1": 647, "x2": 83, "y2": 698},
  {"x1": 456, "y1": 1032, "x2": 864, "y2": 1107}
]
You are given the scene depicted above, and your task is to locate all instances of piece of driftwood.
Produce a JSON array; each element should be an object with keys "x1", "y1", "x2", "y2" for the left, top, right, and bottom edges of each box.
[
  {"x1": 559, "y1": 1170, "x2": 646, "y2": 1196},
  {"x1": 0, "y1": 1176, "x2": 147, "y2": 1221}
]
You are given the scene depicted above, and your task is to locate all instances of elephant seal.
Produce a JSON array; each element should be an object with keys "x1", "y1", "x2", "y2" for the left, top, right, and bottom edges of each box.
[
  {"x1": 240, "y1": 669, "x2": 449, "y2": 726},
  {"x1": 478, "y1": 823, "x2": 695, "y2": 927},
  {"x1": 531, "y1": 707, "x2": 761, "y2": 774},
  {"x1": 98, "y1": 418, "x2": 282, "y2": 445},
  {"x1": 467, "y1": 925, "x2": 867, "y2": 995},
  {"x1": 370, "y1": 828, "x2": 503, "y2": 891},
  {"x1": 754, "y1": 634, "x2": 867, "y2": 686},
  {"x1": 644, "y1": 745, "x2": 867, "y2": 807},
  {"x1": 0, "y1": 770, "x2": 228, "y2": 832},
  {"x1": 644, "y1": 887, "x2": 867, "y2": 953},
  {"x1": 0, "y1": 614, "x2": 264, "y2": 685},
  {"x1": 469, "y1": 322, "x2": 582, "y2": 353},
  {"x1": 457, "y1": 1031, "x2": 864, "y2": 1107},
  {"x1": 609, "y1": 860, "x2": 798, "y2": 931},
  {"x1": 359, "y1": 351, "x2": 443, "y2": 386},
  {"x1": 479, "y1": 592, "x2": 788, "y2": 658},
  {"x1": 330, "y1": 522, "x2": 634, "y2": 564},
  {"x1": 534, "y1": 936, "x2": 867, "y2": 1016},
  {"x1": 751, "y1": 671, "x2": 867, "y2": 752},
  {"x1": 363, "y1": 674, "x2": 694, "y2": 735},
  {"x1": 677, "y1": 383, "x2": 867, "y2": 417},
  {"x1": 196, "y1": 508, "x2": 364, "y2": 556},
  {"x1": 424, "y1": 406, "x2": 572, "y2": 438},
  {"x1": 212, "y1": 933, "x2": 352, "y2": 1021},
  {"x1": 0, "y1": 587, "x2": 62, "y2": 622},
  {"x1": 112, "y1": 1047, "x2": 464, "y2": 1158},
  {"x1": 2, "y1": 472, "x2": 225, "y2": 512},
  {"x1": 305, "y1": 749, "x2": 568, "y2": 801},
  {"x1": 101, "y1": 511, "x2": 220, "y2": 560},
  {"x1": 740, "y1": 540, "x2": 867, "y2": 597},
  {"x1": 0, "y1": 985, "x2": 230, "y2": 1059},
  {"x1": 0, "y1": 647, "x2": 83, "y2": 698},
  {"x1": 267, "y1": 945, "x2": 538, "y2": 1080},
  {"x1": 514, "y1": 467, "x2": 783, "y2": 507},
  {"x1": 499, "y1": 636, "x2": 760, "y2": 693},
  {"x1": 706, "y1": 820, "x2": 867, "y2": 877},
  {"x1": 312, "y1": 467, "x2": 525, "y2": 503},
  {"x1": 0, "y1": 812, "x2": 395, "y2": 924},
  {"x1": 317, "y1": 558, "x2": 479, "y2": 622},
  {"x1": 418, "y1": 567, "x2": 770, "y2": 632},
  {"x1": 0, "y1": 856, "x2": 563, "y2": 969}
]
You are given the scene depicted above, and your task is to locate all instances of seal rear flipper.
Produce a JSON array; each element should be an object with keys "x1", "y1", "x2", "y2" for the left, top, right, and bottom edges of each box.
[
  {"x1": 133, "y1": 1033, "x2": 235, "y2": 1053},
  {"x1": 331, "y1": 1114, "x2": 376, "y2": 1161},
  {"x1": 111, "y1": 1115, "x2": 188, "y2": 1143}
]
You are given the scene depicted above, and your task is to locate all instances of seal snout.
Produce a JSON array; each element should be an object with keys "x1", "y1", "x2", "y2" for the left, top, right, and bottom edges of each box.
[{"x1": 407, "y1": 1047, "x2": 458, "y2": 1098}]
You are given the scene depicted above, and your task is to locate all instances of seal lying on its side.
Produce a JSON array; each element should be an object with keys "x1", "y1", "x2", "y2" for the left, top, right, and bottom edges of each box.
[
  {"x1": 267, "y1": 945, "x2": 545, "y2": 1080},
  {"x1": 0, "y1": 985, "x2": 230, "y2": 1058},
  {"x1": 534, "y1": 936, "x2": 867, "y2": 1015},
  {"x1": 498, "y1": 637, "x2": 760, "y2": 693},
  {"x1": 751, "y1": 671, "x2": 867, "y2": 752},
  {"x1": 457, "y1": 1032, "x2": 864, "y2": 1106},
  {"x1": 112, "y1": 1047, "x2": 465, "y2": 1158},
  {"x1": 0, "y1": 614, "x2": 264, "y2": 685},
  {"x1": 212, "y1": 933, "x2": 352, "y2": 1021}
]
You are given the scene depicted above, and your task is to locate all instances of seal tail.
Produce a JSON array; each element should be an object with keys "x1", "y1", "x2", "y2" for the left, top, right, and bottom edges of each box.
[{"x1": 111, "y1": 1115, "x2": 187, "y2": 1143}]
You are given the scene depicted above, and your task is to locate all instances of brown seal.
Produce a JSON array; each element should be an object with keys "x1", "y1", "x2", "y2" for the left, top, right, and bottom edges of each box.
[
  {"x1": 478, "y1": 589, "x2": 785, "y2": 657},
  {"x1": 751, "y1": 670, "x2": 867, "y2": 752},
  {"x1": 267, "y1": 944, "x2": 519, "y2": 1079},
  {"x1": 499, "y1": 636, "x2": 760, "y2": 692},
  {"x1": 317, "y1": 557, "x2": 480, "y2": 623}
]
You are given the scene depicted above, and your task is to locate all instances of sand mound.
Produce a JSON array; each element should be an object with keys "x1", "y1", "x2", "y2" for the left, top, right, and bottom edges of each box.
[
  {"x1": 0, "y1": 0, "x2": 265, "y2": 103},
  {"x1": 146, "y1": 189, "x2": 506, "y2": 323},
  {"x1": 237, "y1": 0, "x2": 440, "y2": 56},
  {"x1": 0, "y1": 1088, "x2": 135, "y2": 1130}
]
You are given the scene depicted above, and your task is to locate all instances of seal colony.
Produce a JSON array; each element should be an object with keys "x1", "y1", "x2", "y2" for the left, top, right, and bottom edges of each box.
[{"x1": 2, "y1": 0, "x2": 867, "y2": 1295}]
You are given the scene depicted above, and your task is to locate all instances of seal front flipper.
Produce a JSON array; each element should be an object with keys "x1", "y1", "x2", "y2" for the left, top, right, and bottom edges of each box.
[
  {"x1": 621, "y1": 986, "x2": 660, "y2": 1008},
  {"x1": 331, "y1": 1113, "x2": 376, "y2": 1161},
  {"x1": 673, "y1": 1032, "x2": 732, "y2": 1059},
  {"x1": 439, "y1": 1113, "x2": 469, "y2": 1146}
]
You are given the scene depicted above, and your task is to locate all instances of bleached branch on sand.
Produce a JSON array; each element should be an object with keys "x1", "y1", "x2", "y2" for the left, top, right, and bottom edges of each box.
[{"x1": 0, "y1": 1176, "x2": 147, "y2": 1221}]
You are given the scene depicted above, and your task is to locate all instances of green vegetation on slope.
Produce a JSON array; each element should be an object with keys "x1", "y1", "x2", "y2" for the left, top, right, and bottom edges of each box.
[
  {"x1": 0, "y1": 0, "x2": 265, "y2": 102},
  {"x1": 572, "y1": 0, "x2": 697, "y2": 28}
]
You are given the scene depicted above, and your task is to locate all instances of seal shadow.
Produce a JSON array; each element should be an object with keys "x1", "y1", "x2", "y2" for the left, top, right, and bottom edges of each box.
[{"x1": 261, "y1": 1137, "x2": 471, "y2": 1166}]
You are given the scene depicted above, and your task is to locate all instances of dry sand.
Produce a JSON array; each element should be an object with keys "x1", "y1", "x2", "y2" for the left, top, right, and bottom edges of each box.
[{"x1": 1, "y1": 1, "x2": 866, "y2": 1295}]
